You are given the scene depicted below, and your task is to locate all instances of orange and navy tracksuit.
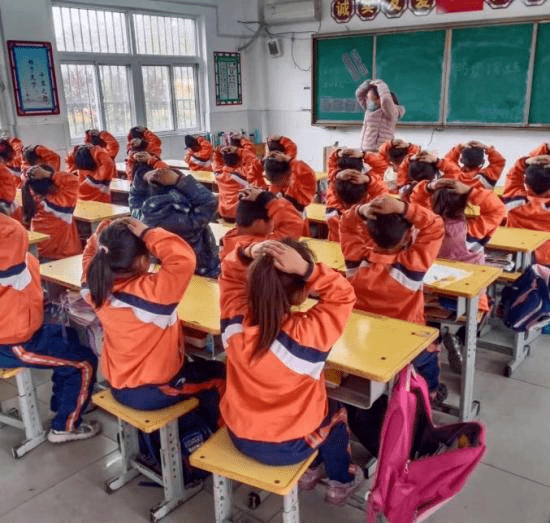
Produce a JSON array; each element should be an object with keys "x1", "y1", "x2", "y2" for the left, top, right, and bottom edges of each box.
[
  {"x1": 85, "y1": 130, "x2": 120, "y2": 160},
  {"x1": 528, "y1": 142, "x2": 550, "y2": 157},
  {"x1": 444, "y1": 145, "x2": 505, "y2": 190},
  {"x1": 213, "y1": 148, "x2": 267, "y2": 221},
  {"x1": 66, "y1": 147, "x2": 117, "y2": 203},
  {"x1": 325, "y1": 150, "x2": 388, "y2": 242},
  {"x1": 126, "y1": 154, "x2": 167, "y2": 182},
  {"x1": 219, "y1": 195, "x2": 305, "y2": 260},
  {"x1": 503, "y1": 157, "x2": 550, "y2": 265},
  {"x1": 82, "y1": 224, "x2": 224, "y2": 415},
  {"x1": 411, "y1": 182, "x2": 506, "y2": 311},
  {"x1": 7, "y1": 137, "x2": 23, "y2": 173},
  {"x1": 26, "y1": 171, "x2": 82, "y2": 260},
  {"x1": 22, "y1": 145, "x2": 61, "y2": 173},
  {"x1": 184, "y1": 136, "x2": 213, "y2": 171},
  {"x1": 0, "y1": 213, "x2": 97, "y2": 432},
  {"x1": 126, "y1": 129, "x2": 162, "y2": 157},
  {"x1": 219, "y1": 246, "x2": 356, "y2": 478},
  {"x1": 0, "y1": 163, "x2": 18, "y2": 215},
  {"x1": 340, "y1": 202, "x2": 445, "y2": 390}
]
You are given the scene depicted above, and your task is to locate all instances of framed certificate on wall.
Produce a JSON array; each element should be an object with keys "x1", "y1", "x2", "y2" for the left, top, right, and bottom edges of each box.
[
  {"x1": 7, "y1": 40, "x2": 60, "y2": 116},
  {"x1": 214, "y1": 52, "x2": 242, "y2": 106}
]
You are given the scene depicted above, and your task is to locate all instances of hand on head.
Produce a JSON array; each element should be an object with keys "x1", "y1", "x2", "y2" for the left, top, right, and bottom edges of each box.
[
  {"x1": 414, "y1": 151, "x2": 438, "y2": 164},
  {"x1": 144, "y1": 168, "x2": 180, "y2": 186},
  {"x1": 239, "y1": 186, "x2": 264, "y2": 202},
  {"x1": 250, "y1": 240, "x2": 309, "y2": 277},
  {"x1": 336, "y1": 169, "x2": 369, "y2": 184},
  {"x1": 466, "y1": 140, "x2": 485, "y2": 149},
  {"x1": 359, "y1": 195, "x2": 406, "y2": 220},
  {"x1": 119, "y1": 217, "x2": 148, "y2": 238},
  {"x1": 130, "y1": 138, "x2": 143, "y2": 150},
  {"x1": 28, "y1": 165, "x2": 52, "y2": 180},
  {"x1": 133, "y1": 151, "x2": 151, "y2": 163},
  {"x1": 430, "y1": 178, "x2": 470, "y2": 195}
]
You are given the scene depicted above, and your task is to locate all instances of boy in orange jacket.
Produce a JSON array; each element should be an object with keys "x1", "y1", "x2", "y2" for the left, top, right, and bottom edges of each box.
[
  {"x1": 184, "y1": 135, "x2": 213, "y2": 171},
  {"x1": 84, "y1": 129, "x2": 120, "y2": 160},
  {"x1": 22, "y1": 144, "x2": 60, "y2": 173}
]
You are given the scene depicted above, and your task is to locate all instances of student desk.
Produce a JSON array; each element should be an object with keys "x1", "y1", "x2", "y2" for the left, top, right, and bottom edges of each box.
[
  {"x1": 185, "y1": 170, "x2": 217, "y2": 189},
  {"x1": 109, "y1": 178, "x2": 131, "y2": 205},
  {"x1": 315, "y1": 171, "x2": 328, "y2": 183},
  {"x1": 74, "y1": 201, "x2": 130, "y2": 233},
  {"x1": 494, "y1": 186, "x2": 504, "y2": 198},
  {"x1": 210, "y1": 222, "x2": 233, "y2": 245},
  {"x1": 40, "y1": 254, "x2": 82, "y2": 292},
  {"x1": 487, "y1": 226, "x2": 550, "y2": 271},
  {"x1": 27, "y1": 231, "x2": 50, "y2": 257},
  {"x1": 166, "y1": 159, "x2": 189, "y2": 170},
  {"x1": 115, "y1": 162, "x2": 126, "y2": 177}
]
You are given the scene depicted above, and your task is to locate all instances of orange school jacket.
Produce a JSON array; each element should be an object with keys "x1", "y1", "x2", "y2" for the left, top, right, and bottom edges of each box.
[
  {"x1": 184, "y1": 136, "x2": 213, "y2": 171},
  {"x1": 27, "y1": 171, "x2": 82, "y2": 260},
  {"x1": 327, "y1": 148, "x2": 387, "y2": 185},
  {"x1": 219, "y1": 250, "x2": 356, "y2": 442},
  {"x1": 503, "y1": 157, "x2": 550, "y2": 265},
  {"x1": 528, "y1": 143, "x2": 550, "y2": 157},
  {"x1": 219, "y1": 197, "x2": 305, "y2": 260},
  {"x1": 66, "y1": 147, "x2": 116, "y2": 203},
  {"x1": 0, "y1": 214, "x2": 43, "y2": 345},
  {"x1": 125, "y1": 154, "x2": 168, "y2": 182},
  {"x1": 444, "y1": 145, "x2": 505, "y2": 189},
  {"x1": 126, "y1": 129, "x2": 162, "y2": 158},
  {"x1": 362, "y1": 141, "x2": 421, "y2": 184},
  {"x1": 7, "y1": 137, "x2": 23, "y2": 172},
  {"x1": 82, "y1": 226, "x2": 196, "y2": 389},
  {"x1": 22, "y1": 145, "x2": 61, "y2": 173},
  {"x1": 340, "y1": 202, "x2": 444, "y2": 325},
  {"x1": 86, "y1": 131, "x2": 120, "y2": 160},
  {"x1": 0, "y1": 164, "x2": 17, "y2": 209}
]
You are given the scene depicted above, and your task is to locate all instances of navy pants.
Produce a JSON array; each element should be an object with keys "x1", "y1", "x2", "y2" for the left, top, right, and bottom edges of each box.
[
  {"x1": 112, "y1": 358, "x2": 225, "y2": 432},
  {"x1": 413, "y1": 351, "x2": 440, "y2": 392},
  {"x1": 229, "y1": 399, "x2": 354, "y2": 484},
  {"x1": 0, "y1": 324, "x2": 97, "y2": 432}
]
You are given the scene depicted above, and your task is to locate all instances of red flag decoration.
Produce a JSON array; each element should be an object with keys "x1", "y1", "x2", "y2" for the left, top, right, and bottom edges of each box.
[
  {"x1": 331, "y1": 0, "x2": 356, "y2": 23},
  {"x1": 357, "y1": 0, "x2": 381, "y2": 19},
  {"x1": 436, "y1": 0, "x2": 483, "y2": 12}
]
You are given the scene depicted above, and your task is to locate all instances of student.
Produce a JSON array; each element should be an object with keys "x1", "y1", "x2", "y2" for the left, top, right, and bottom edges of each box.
[
  {"x1": 397, "y1": 151, "x2": 461, "y2": 201},
  {"x1": 503, "y1": 155, "x2": 550, "y2": 265},
  {"x1": 339, "y1": 195, "x2": 445, "y2": 397},
  {"x1": 0, "y1": 213, "x2": 100, "y2": 443},
  {"x1": 126, "y1": 127, "x2": 162, "y2": 179},
  {"x1": 0, "y1": 138, "x2": 23, "y2": 182},
  {"x1": 82, "y1": 217, "x2": 224, "y2": 428},
  {"x1": 264, "y1": 135, "x2": 317, "y2": 212},
  {"x1": 20, "y1": 165, "x2": 82, "y2": 260},
  {"x1": 126, "y1": 150, "x2": 168, "y2": 182},
  {"x1": 6, "y1": 137, "x2": 23, "y2": 173},
  {"x1": 326, "y1": 148, "x2": 387, "y2": 242},
  {"x1": 22, "y1": 144, "x2": 61, "y2": 173},
  {"x1": 84, "y1": 129, "x2": 120, "y2": 160},
  {"x1": 66, "y1": 144, "x2": 116, "y2": 203},
  {"x1": 0, "y1": 142, "x2": 19, "y2": 215},
  {"x1": 219, "y1": 187, "x2": 304, "y2": 260},
  {"x1": 230, "y1": 133, "x2": 263, "y2": 181},
  {"x1": 355, "y1": 79, "x2": 405, "y2": 152},
  {"x1": 444, "y1": 140, "x2": 505, "y2": 190},
  {"x1": 184, "y1": 135, "x2": 213, "y2": 171},
  {"x1": 219, "y1": 238, "x2": 363, "y2": 505},
  {"x1": 366, "y1": 139, "x2": 420, "y2": 192},
  {"x1": 213, "y1": 145, "x2": 266, "y2": 221},
  {"x1": 129, "y1": 166, "x2": 220, "y2": 278}
]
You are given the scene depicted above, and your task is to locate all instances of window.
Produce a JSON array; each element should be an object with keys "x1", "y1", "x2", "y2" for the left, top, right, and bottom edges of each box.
[{"x1": 52, "y1": 6, "x2": 201, "y2": 140}]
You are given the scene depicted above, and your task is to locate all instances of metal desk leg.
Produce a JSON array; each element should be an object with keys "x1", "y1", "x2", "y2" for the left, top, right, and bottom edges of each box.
[
  {"x1": 213, "y1": 474, "x2": 233, "y2": 523},
  {"x1": 460, "y1": 295, "x2": 481, "y2": 421},
  {"x1": 522, "y1": 251, "x2": 532, "y2": 271},
  {"x1": 105, "y1": 420, "x2": 140, "y2": 492},
  {"x1": 28, "y1": 245, "x2": 38, "y2": 258},
  {"x1": 282, "y1": 485, "x2": 300, "y2": 523}
]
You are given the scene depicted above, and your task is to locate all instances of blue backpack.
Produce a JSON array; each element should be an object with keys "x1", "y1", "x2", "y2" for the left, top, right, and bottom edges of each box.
[{"x1": 501, "y1": 265, "x2": 550, "y2": 332}]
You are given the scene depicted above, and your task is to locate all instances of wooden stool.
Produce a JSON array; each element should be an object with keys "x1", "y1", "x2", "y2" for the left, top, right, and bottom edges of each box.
[
  {"x1": 0, "y1": 366, "x2": 46, "y2": 458},
  {"x1": 93, "y1": 390, "x2": 201, "y2": 522},
  {"x1": 190, "y1": 427, "x2": 318, "y2": 523}
]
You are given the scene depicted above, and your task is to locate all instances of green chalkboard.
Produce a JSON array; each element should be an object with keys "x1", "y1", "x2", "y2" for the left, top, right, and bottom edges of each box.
[
  {"x1": 529, "y1": 23, "x2": 550, "y2": 124},
  {"x1": 447, "y1": 24, "x2": 533, "y2": 124},
  {"x1": 313, "y1": 35, "x2": 373, "y2": 122},
  {"x1": 376, "y1": 31, "x2": 445, "y2": 123}
]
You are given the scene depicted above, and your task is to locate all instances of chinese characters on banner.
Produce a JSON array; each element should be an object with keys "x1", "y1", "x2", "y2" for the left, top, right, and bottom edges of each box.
[
  {"x1": 410, "y1": 0, "x2": 436, "y2": 15},
  {"x1": 331, "y1": 0, "x2": 355, "y2": 22},
  {"x1": 356, "y1": 0, "x2": 380, "y2": 20}
]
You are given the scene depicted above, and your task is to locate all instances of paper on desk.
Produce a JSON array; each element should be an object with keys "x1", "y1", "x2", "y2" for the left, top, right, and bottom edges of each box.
[{"x1": 425, "y1": 264, "x2": 472, "y2": 286}]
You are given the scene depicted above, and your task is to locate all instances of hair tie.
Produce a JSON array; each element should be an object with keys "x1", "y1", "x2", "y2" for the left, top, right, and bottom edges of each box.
[{"x1": 98, "y1": 244, "x2": 109, "y2": 255}]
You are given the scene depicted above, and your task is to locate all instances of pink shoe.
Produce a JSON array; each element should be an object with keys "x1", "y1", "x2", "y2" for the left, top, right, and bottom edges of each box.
[
  {"x1": 298, "y1": 464, "x2": 326, "y2": 491},
  {"x1": 325, "y1": 464, "x2": 364, "y2": 506}
]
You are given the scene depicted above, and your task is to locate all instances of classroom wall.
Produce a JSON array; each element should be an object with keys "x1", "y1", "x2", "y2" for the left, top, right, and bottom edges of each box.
[
  {"x1": 0, "y1": 0, "x2": 260, "y2": 163},
  {"x1": 251, "y1": 0, "x2": 550, "y2": 175}
]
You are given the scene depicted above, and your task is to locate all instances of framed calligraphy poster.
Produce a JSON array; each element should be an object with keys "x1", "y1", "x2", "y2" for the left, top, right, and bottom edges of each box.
[
  {"x1": 214, "y1": 52, "x2": 242, "y2": 106},
  {"x1": 7, "y1": 41, "x2": 60, "y2": 116}
]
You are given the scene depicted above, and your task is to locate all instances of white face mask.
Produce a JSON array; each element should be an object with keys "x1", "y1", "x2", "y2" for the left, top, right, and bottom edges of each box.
[{"x1": 367, "y1": 101, "x2": 379, "y2": 112}]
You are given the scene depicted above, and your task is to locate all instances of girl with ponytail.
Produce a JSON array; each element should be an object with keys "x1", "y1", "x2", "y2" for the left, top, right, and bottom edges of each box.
[
  {"x1": 82, "y1": 217, "x2": 225, "y2": 429},
  {"x1": 219, "y1": 237, "x2": 364, "y2": 506}
]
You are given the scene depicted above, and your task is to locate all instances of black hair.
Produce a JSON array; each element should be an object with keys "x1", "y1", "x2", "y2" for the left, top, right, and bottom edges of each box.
[
  {"x1": 223, "y1": 150, "x2": 239, "y2": 168},
  {"x1": 230, "y1": 136, "x2": 242, "y2": 147},
  {"x1": 391, "y1": 92, "x2": 399, "y2": 105},
  {"x1": 0, "y1": 139, "x2": 14, "y2": 162},
  {"x1": 432, "y1": 188, "x2": 469, "y2": 220},
  {"x1": 388, "y1": 147, "x2": 408, "y2": 164},
  {"x1": 23, "y1": 146, "x2": 39, "y2": 166},
  {"x1": 267, "y1": 139, "x2": 285, "y2": 153},
  {"x1": 337, "y1": 156, "x2": 364, "y2": 171},
  {"x1": 247, "y1": 238, "x2": 315, "y2": 357},
  {"x1": 131, "y1": 138, "x2": 148, "y2": 152},
  {"x1": 128, "y1": 126, "x2": 144, "y2": 139},
  {"x1": 21, "y1": 165, "x2": 55, "y2": 224},
  {"x1": 185, "y1": 135, "x2": 199, "y2": 150},
  {"x1": 264, "y1": 156, "x2": 291, "y2": 184},
  {"x1": 74, "y1": 145, "x2": 97, "y2": 171},
  {"x1": 408, "y1": 160, "x2": 438, "y2": 182},
  {"x1": 461, "y1": 146, "x2": 484, "y2": 169},
  {"x1": 366, "y1": 83, "x2": 379, "y2": 98},
  {"x1": 525, "y1": 164, "x2": 550, "y2": 196},
  {"x1": 367, "y1": 213, "x2": 411, "y2": 250},
  {"x1": 87, "y1": 221, "x2": 148, "y2": 308},
  {"x1": 335, "y1": 179, "x2": 368, "y2": 205},
  {"x1": 236, "y1": 192, "x2": 274, "y2": 226}
]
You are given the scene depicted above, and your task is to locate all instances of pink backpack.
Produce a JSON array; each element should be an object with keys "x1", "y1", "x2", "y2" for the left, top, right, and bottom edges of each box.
[{"x1": 365, "y1": 366, "x2": 486, "y2": 523}]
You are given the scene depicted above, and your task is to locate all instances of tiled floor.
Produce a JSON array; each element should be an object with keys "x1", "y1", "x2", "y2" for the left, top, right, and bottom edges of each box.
[{"x1": 1, "y1": 335, "x2": 550, "y2": 523}]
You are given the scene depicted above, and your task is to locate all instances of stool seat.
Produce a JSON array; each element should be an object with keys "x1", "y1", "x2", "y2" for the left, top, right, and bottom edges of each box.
[
  {"x1": 92, "y1": 389, "x2": 198, "y2": 433},
  {"x1": 0, "y1": 368, "x2": 22, "y2": 379},
  {"x1": 190, "y1": 427, "x2": 318, "y2": 496},
  {"x1": 498, "y1": 271, "x2": 522, "y2": 283}
]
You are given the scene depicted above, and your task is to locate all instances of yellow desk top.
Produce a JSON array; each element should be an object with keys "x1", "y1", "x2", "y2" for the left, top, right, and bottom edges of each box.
[
  {"x1": 74, "y1": 201, "x2": 130, "y2": 223},
  {"x1": 494, "y1": 186, "x2": 504, "y2": 198},
  {"x1": 165, "y1": 159, "x2": 189, "y2": 169},
  {"x1": 40, "y1": 254, "x2": 82, "y2": 292},
  {"x1": 210, "y1": 222, "x2": 234, "y2": 244},
  {"x1": 186, "y1": 170, "x2": 216, "y2": 185},
  {"x1": 306, "y1": 203, "x2": 326, "y2": 223},
  {"x1": 110, "y1": 178, "x2": 131, "y2": 194},
  {"x1": 488, "y1": 226, "x2": 550, "y2": 253},
  {"x1": 176, "y1": 276, "x2": 221, "y2": 334},
  {"x1": 315, "y1": 171, "x2": 328, "y2": 182},
  {"x1": 28, "y1": 231, "x2": 50, "y2": 246},
  {"x1": 302, "y1": 237, "x2": 346, "y2": 272}
]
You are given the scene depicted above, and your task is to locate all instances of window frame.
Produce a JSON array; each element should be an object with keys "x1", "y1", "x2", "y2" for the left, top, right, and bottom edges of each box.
[{"x1": 52, "y1": 3, "x2": 205, "y2": 141}]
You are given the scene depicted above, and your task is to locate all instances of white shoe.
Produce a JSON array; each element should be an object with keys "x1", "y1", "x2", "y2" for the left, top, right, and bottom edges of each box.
[{"x1": 47, "y1": 420, "x2": 102, "y2": 443}]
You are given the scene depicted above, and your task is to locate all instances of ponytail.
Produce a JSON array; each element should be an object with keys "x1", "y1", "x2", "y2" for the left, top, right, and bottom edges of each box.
[
  {"x1": 21, "y1": 166, "x2": 55, "y2": 225},
  {"x1": 21, "y1": 182, "x2": 37, "y2": 225},
  {"x1": 87, "y1": 250, "x2": 116, "y2": 307},
  {"x1": 74, "y1": 145, "x2": 97, "y2": 171}
]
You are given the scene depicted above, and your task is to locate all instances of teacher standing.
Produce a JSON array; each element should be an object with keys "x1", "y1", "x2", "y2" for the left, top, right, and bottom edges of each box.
[{"x1": 355, "y1": 79, "x2": 405, "y2": 152}]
